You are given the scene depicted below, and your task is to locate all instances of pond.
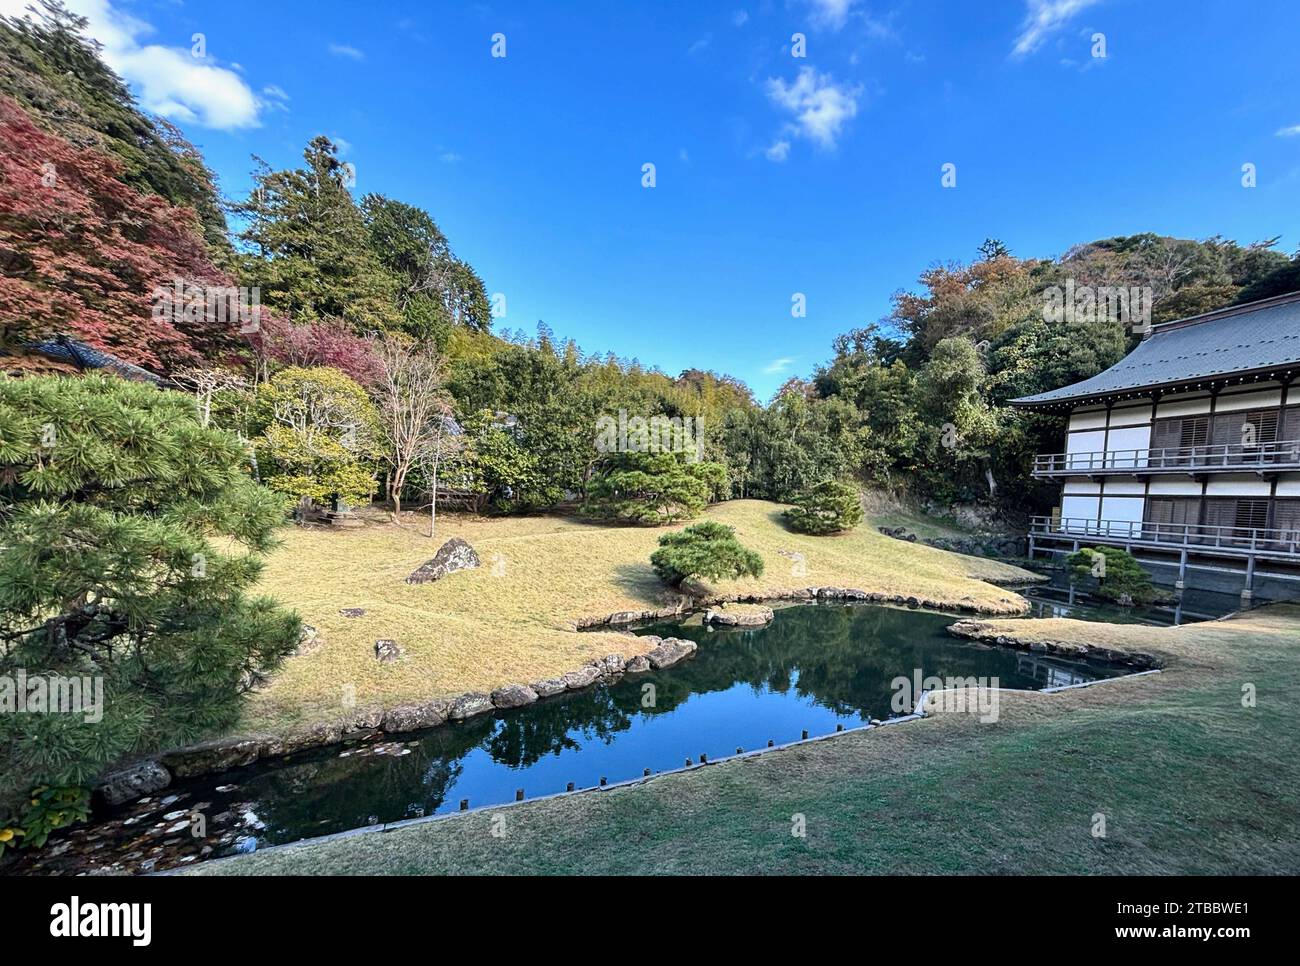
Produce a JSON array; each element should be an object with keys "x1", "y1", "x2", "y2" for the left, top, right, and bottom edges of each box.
[
  {"x1": 1019, "y1": 573, "x2": 1239, "y2": 626},
  {"x1": 19, "y1": 600, "x2": 1133, "y2": 874}
]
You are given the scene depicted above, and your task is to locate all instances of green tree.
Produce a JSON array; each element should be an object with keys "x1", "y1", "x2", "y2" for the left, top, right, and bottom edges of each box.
[
  {"x1": 233, "y1": 137, "x2": 399, "y2": 334},
  {"x1": 0, "y1": 375, "x2": 300, "y2": 823},
  {"x1": 784, "y1": 480, "x2": 863, "y2": 534},
  {"x1": 586, "y1": 452, "x2": 727, "y2": 525},
  {"x1": 1067, "y1": 547, "x2": 1156, "y2": 605},
  {"x1": 253, "y1": 367, "x2": 381, "y2": 508},
  {"x1": 361, "y1": 194, "x2": 492, "y2": 339},
  {"x1": 650, "y1": 521, "x2": 764, "y2": 587}
]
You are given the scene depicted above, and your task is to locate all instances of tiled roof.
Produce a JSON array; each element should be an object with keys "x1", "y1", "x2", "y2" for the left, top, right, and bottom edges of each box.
[
  {"x1": 1010, "y1": 290, "x2": 1300, "y2": 408},
  {"x1": 23, "y1": 337, "x2": 163, "y2": 384}
]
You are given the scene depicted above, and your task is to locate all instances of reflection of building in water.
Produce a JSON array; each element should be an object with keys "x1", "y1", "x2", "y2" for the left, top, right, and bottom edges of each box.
[{"x1": 1016, "y1": 652, "x2": 1091, "y2": 689}]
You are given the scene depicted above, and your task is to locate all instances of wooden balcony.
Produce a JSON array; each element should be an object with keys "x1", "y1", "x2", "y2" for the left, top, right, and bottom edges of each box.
[
  {"x1": 1029, "y1": 515, "x2": 1300, "y2": 562},
  {"x1": 1032, "y1": 439, "x2": 1300, "y2": 478}
]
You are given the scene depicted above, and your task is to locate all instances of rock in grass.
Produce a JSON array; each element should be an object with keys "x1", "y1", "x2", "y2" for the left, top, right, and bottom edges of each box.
[
  {"x1": 405, "y1": 538, "x2": 480, "y2": 584},
  {"x1": 645, "y1": 637, "x2": 697, "y2": 670},
  {"x1": 374, "y1": 639, "x2": 402, "y2": 663},
  {"x1": 531, "y1": 678, "x2": 567, "y2": 698},
  {"x1": 448, "y1": 692, "x2": 494, "y2": 720},
  {"x1": 491, "y1": 683, "x2": 539, "y2": 709},
  {"x1": 623, "y1": 654, "x2": 651, "y2": 673},
  {"x1": 97, "y1": 760, "x2": 171, "y2": 806}
]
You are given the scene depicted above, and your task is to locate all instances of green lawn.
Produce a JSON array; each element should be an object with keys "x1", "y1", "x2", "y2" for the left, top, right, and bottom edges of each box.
[
  {"x1": 240, "y1": 499, "x2": 1034, "y2": 734},
  {"x1": 192, "y1": 604, "x2": 1300, "y2": 875}
]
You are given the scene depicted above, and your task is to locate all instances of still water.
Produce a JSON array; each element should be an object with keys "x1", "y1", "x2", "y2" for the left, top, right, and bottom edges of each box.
[{"x1": 91, "y1": 601, "x2": 1130, "y2": 865}]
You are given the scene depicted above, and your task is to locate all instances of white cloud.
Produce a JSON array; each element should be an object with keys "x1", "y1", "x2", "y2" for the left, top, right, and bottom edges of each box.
[
  {"x1": 765, "y1": 139, "x2": 791, "y2": 162},
  {"x1": 1012, "y1": 0, "x2": 1101, "y2": 57},
  {"x1": 328, "y1": 42, "x2": 366, "y2": 60},
  {"x1": 765, "y1": 67, "x2": 861, "y2": 150},
  {"x1": 688, "y1": 34, "x2": 712, "y2": 55},
  {"x1": 1276, "y1": 124, "x2": 1300, "y2": 138},
  {"x1": 732, "y1": 10, "x2": 749, "y2": 26},
  {"x1": 806, "y1": 0, "x2": 855, "y2": 30},
  {"x1": 0, "y1": 0, "x2": 267, "y2": 129},
  {"x1": 763, "y1": 356, "x2": 797, "y2": 374}
]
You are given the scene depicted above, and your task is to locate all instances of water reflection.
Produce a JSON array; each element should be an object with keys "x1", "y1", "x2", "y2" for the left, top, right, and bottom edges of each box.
[{"x1": 131, "y1": 602, "x2": 1127, "y2": 853}]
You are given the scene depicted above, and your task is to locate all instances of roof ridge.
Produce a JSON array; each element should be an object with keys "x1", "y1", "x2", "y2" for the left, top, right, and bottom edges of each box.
[{"x1": 1152, "y1": 288, "x2": 1300, "y2": 335}]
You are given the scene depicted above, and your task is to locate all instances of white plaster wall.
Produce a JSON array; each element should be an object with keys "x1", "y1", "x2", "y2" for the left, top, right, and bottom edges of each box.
[
  {"x1": 1216, "y1": 388, "x2": 1283, "y2": 412},
  {"x1": 1205, "y1": 475, "x2": 1273, "y2": 497},
  {"x1": 1060, "y1": 494, "x2": 1100, "y2": 529}
]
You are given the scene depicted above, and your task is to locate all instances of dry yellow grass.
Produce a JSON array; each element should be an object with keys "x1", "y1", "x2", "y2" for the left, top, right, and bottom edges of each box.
[{"x1": 240, "y1": 499, "x2": 1036, "y2": 733}]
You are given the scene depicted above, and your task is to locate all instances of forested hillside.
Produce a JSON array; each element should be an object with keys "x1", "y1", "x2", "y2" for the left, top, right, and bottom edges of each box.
[{"x1": 3, "y1": 1, "x2": 1299, "y2": 519}]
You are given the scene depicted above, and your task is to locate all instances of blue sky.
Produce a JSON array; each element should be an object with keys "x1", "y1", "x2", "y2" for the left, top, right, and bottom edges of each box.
[{"x1": 13, "y1": 0, "x2": 1300, "y2": 398}]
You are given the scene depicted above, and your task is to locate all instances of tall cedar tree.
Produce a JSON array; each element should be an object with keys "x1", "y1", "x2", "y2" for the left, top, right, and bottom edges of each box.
[
  {"x1": 0, "y1": 375, "x2": 300, "y2": 817},
  {"x1": 233, "y1": 137, "x2": 400, "y2": 335}
]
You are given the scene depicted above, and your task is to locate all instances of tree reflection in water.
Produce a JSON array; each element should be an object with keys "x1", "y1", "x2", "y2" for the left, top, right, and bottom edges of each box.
[{"x1": 183, "y1": 602, "x2": 1125, "y2": 850}]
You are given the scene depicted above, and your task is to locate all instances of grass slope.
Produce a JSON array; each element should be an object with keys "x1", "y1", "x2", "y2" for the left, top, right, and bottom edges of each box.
[
  {"x1": 196, "y1": 605, "x2": 1300, "y2": 875},
  {"x1": 241, "y1": 500, "x2": 1033, "y2": 733}
]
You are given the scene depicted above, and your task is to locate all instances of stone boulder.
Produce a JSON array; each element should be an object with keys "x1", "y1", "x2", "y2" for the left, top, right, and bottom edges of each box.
[
  {"x1": 448, "y1": 692, "x2": 494, "y2": 720},
  {"x1": 646, "y1": 637, "x2": 698, "y2": 670},
  {"x1": 382, "y1": 699, "x2": 450, "y2": 733},
  {"x1": 293, "y1": 624, "x2": 321, "y2": 657},
  {"x1": 591, "y1": 653, "x2": 626, "y2": 678},
  {"x1": 350, "y1": 705, "x2": 384, "y2": 731},
  {"x1": 623, "y1": 654, "x2": 651, "y2": 673},
  {"x1": 97, "y1": 760, "x2": 171, "y2": 806},
  {"x1": 491, "y1": 683, "x2": 539, "y2": 709},
  {"x1": 406, "y1": 538, "x2": 481, "y2": 584},
  {"x1": 705, "y1": 605, "x2": 774, "y2": 627},
  {"x1": 161, "y1": 736, "x2": 261, "y2": 779},
  {"x1": 530, "y1": 678, "x2": 568, "y2": 698},
  {"x1": 562, "y1": 666, "x2": 601, "y2": 690},
  {"x1": 374, "y1": 639, "x2": 403, "y2": 663},
  {"x1": 259, "y1": 721, "x2": 343, "y2": 758}
]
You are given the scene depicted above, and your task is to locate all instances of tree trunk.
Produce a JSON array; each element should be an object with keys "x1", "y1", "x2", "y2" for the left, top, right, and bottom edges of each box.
[{"x1": 429, "y1": 452, "x2": 441, "y2": 539}]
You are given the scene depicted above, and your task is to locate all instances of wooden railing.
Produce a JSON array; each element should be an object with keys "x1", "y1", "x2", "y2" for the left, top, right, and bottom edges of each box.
[
  {"x1": 1032, "y1": 439, "x2": 1300, "y2": 475},
  {"x1": 1030, "y1": 515, "x2": 1300, "y2": 557}
]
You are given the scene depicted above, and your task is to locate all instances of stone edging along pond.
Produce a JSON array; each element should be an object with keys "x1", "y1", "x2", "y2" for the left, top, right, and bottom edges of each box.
[{"x1": 94, "y1": 586, "x2": 1037, "y2": 805}]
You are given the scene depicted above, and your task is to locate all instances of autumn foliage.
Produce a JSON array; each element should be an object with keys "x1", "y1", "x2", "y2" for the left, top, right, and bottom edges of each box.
[{"x1": 0, "y1": 95, "x2": 239, "y2": 369}]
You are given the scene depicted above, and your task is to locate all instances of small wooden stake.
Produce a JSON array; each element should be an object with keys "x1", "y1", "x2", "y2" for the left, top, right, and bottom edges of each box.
[
  {"x1": 515, "y1": 788, "x2": 524, "y2": 801},
  {"x1": 801, "y1": 729, "x2": 809, "y2": 740},
  {"x1": 459, "y1": 798, "x2": 468, "y2": 811},
  {"x1": 566, "y1": 782, "x2": 574, "y2": 792}
]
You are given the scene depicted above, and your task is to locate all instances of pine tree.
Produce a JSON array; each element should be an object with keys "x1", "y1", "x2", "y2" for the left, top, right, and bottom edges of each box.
[{"x1": 0, "y1": 375, "x2": 301, "y2": 819}]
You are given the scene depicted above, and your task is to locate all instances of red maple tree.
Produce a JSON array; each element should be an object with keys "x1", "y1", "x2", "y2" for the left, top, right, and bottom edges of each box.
[{"x1": 0, "y1": 95, "x2": 241, "y2": 370}]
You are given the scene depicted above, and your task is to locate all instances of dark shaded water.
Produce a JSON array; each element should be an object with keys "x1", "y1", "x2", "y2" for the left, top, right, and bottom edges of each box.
[
  {"x1": 17, "y1": 601, "x2": 1135, "y2": 873},
  {"x1": 1020, "y1": 573, "x2": 1238, "y2": 626}
]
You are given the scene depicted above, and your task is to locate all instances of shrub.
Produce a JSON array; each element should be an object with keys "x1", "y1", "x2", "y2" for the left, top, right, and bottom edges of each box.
[
  {"x1": 650, "y1": 521, "x2": 764, "y2": 587},
  {"x1": 1067, "y1": 546, "x2": 1156, "y2": 605},
  {"x1": 784, "y1": 480, "x2": 863, "y2": 534},
  {"x1": 585, "y1": 452, "x2": 728, "y2": 526}
]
